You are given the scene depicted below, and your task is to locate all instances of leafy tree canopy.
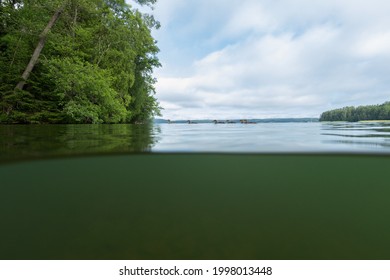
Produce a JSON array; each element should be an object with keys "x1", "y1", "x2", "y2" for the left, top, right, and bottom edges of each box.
[
  {"x1": 0, "y1": 0, "x2": 161, "y2": 124},
  {"x1": 320, "y1": 101, "x2": 390, "y2": 122}
]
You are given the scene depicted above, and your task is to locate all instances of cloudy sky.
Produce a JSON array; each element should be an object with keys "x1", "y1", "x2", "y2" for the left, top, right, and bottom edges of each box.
[{"x1": 132, "y1": 0, "x2": 390, "y2": 120}]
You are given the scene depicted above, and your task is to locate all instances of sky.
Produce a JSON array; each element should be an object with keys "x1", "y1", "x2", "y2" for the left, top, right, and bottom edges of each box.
[{"x1": 130, "y1": 0, "x2": 390, "y2": 120}]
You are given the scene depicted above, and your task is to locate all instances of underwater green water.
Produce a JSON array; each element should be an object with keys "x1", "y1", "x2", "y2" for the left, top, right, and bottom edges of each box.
[{"x1": 1, "y1": 154, "x2": 390, "y2": 259}]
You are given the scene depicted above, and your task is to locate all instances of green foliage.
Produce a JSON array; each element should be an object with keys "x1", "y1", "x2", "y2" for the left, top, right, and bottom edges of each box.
[
  {"x1": 44, "y1": 58, "x2": 128, "y2": 123},
  {"x1": 0, "y1": 0, "x2": 161, "y2": 124},
  {"x1": 320, "y1": 102, "x2": 390, "y2": 122}
]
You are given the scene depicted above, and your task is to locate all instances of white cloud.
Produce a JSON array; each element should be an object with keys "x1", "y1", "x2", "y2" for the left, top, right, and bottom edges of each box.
[
  {"x1": 219, "y1": 1, "x2": 276, "y2": 38},
  {"x1": 355, "y1": 32, "x2": 390, "y2": 57},
  {"x1": 149, "y1": 0, "x2": 390, "y2": 119}
]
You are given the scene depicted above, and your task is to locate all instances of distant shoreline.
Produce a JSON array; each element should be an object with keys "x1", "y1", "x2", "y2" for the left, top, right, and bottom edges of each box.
[
  {"x1": 154, "y1": 118, "x2": 319, "y2": 124},
  {"x1": 319, "y1": 101, "x2": 390, "y2": 122},
  {"x1": 320, "y1": 120, "x2": 390, "y2": 123}
]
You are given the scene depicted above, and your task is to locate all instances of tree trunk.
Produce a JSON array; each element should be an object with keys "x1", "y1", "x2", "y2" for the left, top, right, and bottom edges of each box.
[{"x1": 14, "y1": 6, "x2": 64, "y2": 91}]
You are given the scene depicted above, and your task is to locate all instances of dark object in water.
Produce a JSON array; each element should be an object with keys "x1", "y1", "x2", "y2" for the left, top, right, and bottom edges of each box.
[{"x1": 240, "y1": 119, "x2": 257, "y2": 124}]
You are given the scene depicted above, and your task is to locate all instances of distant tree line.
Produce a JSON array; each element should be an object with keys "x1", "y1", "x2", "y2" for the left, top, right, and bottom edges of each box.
[
  {"x1": 0, "y1": 0, "x2": 161, "y2": 124},
  {"x1": 320, "y1": 101, "x2": 390, "y2": 122}
]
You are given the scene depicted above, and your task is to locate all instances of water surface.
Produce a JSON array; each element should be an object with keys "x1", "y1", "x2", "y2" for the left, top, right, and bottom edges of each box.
[
  {"x1": 154, "y1": 122, "x2": 390, "y2": 152},
  {"x1": 1, "y1": 122, "x2": 390, "y2": 162}
]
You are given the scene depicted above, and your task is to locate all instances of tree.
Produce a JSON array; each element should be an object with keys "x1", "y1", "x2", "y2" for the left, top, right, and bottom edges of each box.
[
  {"x1": 320, "y1": 102, "x2": 390, "y2": 122},
  {"x1": 0, "y1": 0, "x2": 161, "y2": 124},
  {"x1": 15, "y1": 4, "x2": 65, "y2": 91}
]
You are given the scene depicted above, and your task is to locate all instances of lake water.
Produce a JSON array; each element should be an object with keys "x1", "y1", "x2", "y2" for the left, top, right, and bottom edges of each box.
[
  {"x1": 2, "y1": 122, "x2": 390, "y2": 259},
  {"x1": 1, "y1": 121, "x2": 390, "y2": 162},
  {"x1": 154, "y1": 122, "x2": 390, "y2": 153}
]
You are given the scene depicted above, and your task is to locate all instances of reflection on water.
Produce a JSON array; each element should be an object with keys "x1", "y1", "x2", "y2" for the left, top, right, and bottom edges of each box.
[
  {"x1": 321, "y1": 122, "x2": 390, "y2": 149},
  {"x1": 152, "y1": 121, "x2": 390, "y2": 153},
  {"x1": 2, "y1": 121, "x2": 390, "y2": 162},
  {"x1": 0, "y1": 124, "x2": 160, "y2": 162}
]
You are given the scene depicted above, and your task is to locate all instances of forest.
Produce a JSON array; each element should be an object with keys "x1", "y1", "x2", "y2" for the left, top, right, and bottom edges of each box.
[
  {"x1": 0, "y1": 0, "x2": 161, "y2": 124},
  {"x1": 320, "y1": 101, "x2": 390, "y2": 122}
]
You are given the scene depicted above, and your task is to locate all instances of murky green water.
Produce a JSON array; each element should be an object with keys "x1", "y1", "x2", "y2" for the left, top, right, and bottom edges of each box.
[{"x1": 1, "y1": 122, "x2": 390, "y2": 259}]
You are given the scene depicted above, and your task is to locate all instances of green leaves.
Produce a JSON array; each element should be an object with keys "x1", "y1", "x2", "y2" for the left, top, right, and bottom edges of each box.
[
  {"x1": 44, "y1": 57, "x2": 127, "y2": 123},
  {"x1": 320, "y1": 102, "x2": 390, "y2": 122},
  {"x1": 0, "y1": 0, "x2": 161, "y2": 124}
]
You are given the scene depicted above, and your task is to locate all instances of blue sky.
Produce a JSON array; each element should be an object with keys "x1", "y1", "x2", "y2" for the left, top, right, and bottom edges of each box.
[{"x1": 130, "y1": 0, "x2": 390, "y2": 120}]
